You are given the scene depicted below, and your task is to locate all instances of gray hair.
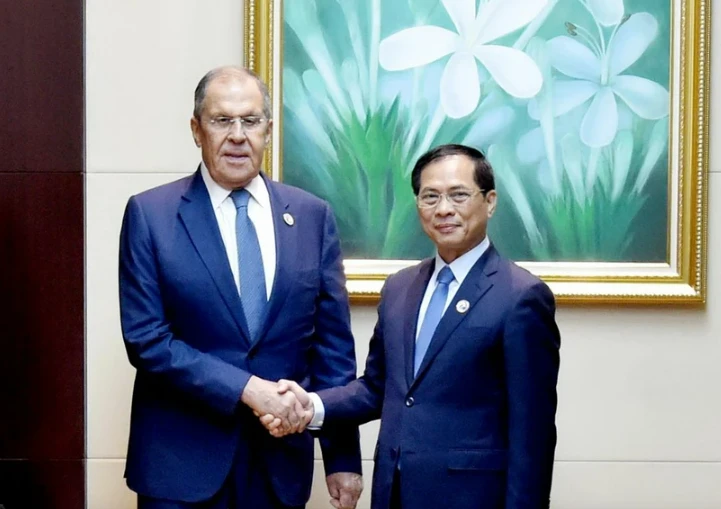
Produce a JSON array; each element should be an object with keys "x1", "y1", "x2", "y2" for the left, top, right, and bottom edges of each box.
[{"x1": 193, "y1": 66, "x2": 272, "y2": 120}]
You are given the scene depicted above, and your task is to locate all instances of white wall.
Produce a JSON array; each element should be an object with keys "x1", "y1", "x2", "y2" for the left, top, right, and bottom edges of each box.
[{"x1": 85, "y1": 2, "x2": 721, "y2": 508}]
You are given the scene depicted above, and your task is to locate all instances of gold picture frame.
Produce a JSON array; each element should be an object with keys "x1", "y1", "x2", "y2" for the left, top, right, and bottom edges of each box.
[{"x1": 244, "y1": 0, "x2": 709, "y2": 305}]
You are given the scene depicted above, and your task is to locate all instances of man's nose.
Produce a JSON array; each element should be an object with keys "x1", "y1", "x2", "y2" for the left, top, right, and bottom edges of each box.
[
  {"x1": 434, "y1": 195, "x2": 455, "y2": 215},
  {"x1": 227, "y1": 121, "x2": 248, "y2": 141}
]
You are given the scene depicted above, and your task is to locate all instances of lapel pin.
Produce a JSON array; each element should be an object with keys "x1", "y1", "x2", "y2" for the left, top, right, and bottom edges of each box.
[
  {"x1": 456, "y1": 300, "x2": 470, "y2": 314},
  {"x1": 283, "y1": 213, "x2": 295, "y2": 226}
]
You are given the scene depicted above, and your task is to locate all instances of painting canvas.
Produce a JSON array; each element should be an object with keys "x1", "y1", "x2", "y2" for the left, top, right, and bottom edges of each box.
[
  {"x1": 281, "y1": 0, "x2": 669, "y2": 262},
  {"x1": 245, "y1": 0, "x2": 709, "y2": 303}
]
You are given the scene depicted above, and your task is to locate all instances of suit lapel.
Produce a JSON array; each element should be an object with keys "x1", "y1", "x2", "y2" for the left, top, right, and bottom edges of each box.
[
  {"x1": 178, "y1": 170, "x2": 251, "y2": 343},
  {"x1": 410, "y1": 246, "x2": 500, "y2": 389},
  {"x1": 403, "y1": 259, "x2": 435, "y2": 388},
  {"x1": 251, "y1": 175, "x2": 293, "y2": 350}
]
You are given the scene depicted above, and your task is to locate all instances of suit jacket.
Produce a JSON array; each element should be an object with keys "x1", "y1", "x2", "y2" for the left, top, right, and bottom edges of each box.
[
  {"x1": 118, "y1": 170, "x2": 361, "y2": 505},
  {"x1": 319, "y1": 245, "x2": 560, "y2": 509}
]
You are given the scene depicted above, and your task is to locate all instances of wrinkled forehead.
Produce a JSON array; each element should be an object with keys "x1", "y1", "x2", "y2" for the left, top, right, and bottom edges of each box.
[
  {"x1": 206, "y1": 71, "x2": 262, "y2": 97},
  {"x1": 202, "y1": 74, "x2": 264, "y2": 113}
]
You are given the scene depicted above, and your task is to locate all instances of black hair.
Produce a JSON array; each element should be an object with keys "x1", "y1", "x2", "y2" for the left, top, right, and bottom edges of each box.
[{"x1": 411, "y1": 144, "x2": 495, "y2": 195}]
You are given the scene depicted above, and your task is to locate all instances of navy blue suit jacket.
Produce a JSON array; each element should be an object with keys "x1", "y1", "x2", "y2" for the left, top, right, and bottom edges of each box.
[
  {"x1": 319, "y1": 245, "x2": 560, "y2": 509},
  {"x1": 118, "y1": 170, "x2": 361, "y2": 505}
]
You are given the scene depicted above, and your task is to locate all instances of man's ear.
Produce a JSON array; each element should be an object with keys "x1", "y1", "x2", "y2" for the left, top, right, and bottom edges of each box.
[
  {"x1": 486, "y1": 190, "x2": 498, "y2": 217},
  {"x1": 190, "y1": 117, "x2": 201, "y2": 147},
  {"x1": 264, "y1": 118, "x2": 273, "y2": 145}
]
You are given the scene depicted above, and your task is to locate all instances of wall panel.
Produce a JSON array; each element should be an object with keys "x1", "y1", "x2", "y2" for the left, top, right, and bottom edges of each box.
[{"x1": 0, "y1": 0, "x2": 84, "y2": 507}]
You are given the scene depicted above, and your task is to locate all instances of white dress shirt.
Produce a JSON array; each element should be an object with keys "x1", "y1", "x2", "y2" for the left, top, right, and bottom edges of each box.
[
  {"x1": 200, "y1": 163, "x2": 276, "y2": 298},
  {"x1": 308, "y1": 237, "x2": 490, "y2": 429},
  {"x1": 415, "y1": 237, "x2": 490, "y2": 338}
]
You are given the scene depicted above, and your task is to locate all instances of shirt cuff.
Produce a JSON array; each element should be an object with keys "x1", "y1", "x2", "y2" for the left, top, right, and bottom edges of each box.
[{"x1": 307, "y1": 392, "x2": 325, "y2": 429}]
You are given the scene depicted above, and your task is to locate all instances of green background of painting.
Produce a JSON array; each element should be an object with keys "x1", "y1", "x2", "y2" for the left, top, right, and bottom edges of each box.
[{"x1": 281, "y1": 0, "x2": 671, "y2": 262}]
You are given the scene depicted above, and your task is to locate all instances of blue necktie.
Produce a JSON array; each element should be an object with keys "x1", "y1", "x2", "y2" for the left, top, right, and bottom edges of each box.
[
  {"x1": 230, "y1": 189, "x2": 267, "y2": 340},
  {"x1": 414, "y1": 266, "x2": 455, "y2": 376}
]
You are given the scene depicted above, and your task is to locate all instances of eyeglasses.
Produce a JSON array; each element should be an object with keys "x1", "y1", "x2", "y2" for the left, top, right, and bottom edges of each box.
[
  {"x1": 206, "y1": 116, "x2": 268, "y2": 133},
  {"x1": 416, "y1": 189, "x2": 485, "y2": 209}
]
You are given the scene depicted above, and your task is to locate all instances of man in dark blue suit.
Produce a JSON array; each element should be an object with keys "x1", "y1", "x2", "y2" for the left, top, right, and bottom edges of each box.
[
  {"x1": 118, "y1": 66, "x2": 363, "y2": 509},
  {"x1": 263, "y1": 144, "x2": 560, "y2": 509}
]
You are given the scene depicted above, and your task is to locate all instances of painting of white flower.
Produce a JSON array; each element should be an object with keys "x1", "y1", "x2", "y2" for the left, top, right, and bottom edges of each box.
[
  {"x1": 378, "y1": 0, "x2": 548, "y2": 118},
  {"x1": 280, "y1": 0, "x2": 674, "y2": 262},
  {"x1": 539, "y1": 12, "x2": 669, "y2": 147}
]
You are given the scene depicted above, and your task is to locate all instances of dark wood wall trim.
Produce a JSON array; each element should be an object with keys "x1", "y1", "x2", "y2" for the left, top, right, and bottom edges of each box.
[
  {"x1": 0, "y1": 460, "x2": 84, "y2": 509},
  {"x1": 0, "y1": 0, "x2": 85, "y2": 507},
  {"x1": 0, "y1": 1, "x2": 84, "y2": 174}
]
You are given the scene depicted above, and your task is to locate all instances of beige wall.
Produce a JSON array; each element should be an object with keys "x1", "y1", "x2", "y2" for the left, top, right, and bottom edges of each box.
[{"x1": 85, "y1": 2, "x2": 721, "y2": 508}]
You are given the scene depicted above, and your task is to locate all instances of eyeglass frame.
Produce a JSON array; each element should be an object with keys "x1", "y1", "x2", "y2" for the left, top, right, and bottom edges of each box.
[
  {"x1": 204, "y1": 115, "x2": 269, "y2": 133},
  {"x1": 415, "y1": 188, "x2": 488, "y2": 209}
]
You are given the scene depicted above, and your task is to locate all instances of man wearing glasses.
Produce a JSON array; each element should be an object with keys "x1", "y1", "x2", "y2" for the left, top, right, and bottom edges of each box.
[
  {"x1": 262, "y1": 144, "x2": 561, "y2": 509},
  {"x1": 118, "y1": 66, "x2": 362, "y2": 509}
]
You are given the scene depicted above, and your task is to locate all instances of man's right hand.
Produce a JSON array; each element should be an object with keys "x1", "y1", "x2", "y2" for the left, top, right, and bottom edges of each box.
[
  {"x1": 241, "y1": 376, "x2": 307, "y2": 435},
  {"x1": 257, "y1": 379, "x2": 314, "y2": 437}
]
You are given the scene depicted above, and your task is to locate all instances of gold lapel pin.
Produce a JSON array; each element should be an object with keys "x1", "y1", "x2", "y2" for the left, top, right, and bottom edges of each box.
[
  {"x1": 456, "y1": 300, "x2": 470, "y2": 313},
  {"x1": 283, "y1": 213, "x2": 295, "y2": 226}
]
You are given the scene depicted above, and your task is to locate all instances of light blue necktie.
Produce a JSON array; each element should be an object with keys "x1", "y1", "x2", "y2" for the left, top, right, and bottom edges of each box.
[
  {"x1": 414, "y1": 266, "x2": 455, "y2": 376},
  {"x1": 231, "y1": 189, "x2": 267, "y2": 340}
]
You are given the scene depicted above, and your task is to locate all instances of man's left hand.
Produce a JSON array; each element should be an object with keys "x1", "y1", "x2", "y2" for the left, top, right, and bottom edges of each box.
[{"x1": 326, "y1": 472, "x2": 363, "y2": 509}]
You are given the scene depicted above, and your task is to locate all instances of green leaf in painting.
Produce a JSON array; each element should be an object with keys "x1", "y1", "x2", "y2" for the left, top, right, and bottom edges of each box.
[
  {"x1": 611, "y1": 130, "x2": 633, "y2": 201},
  {"x1": 634, "y1": 118, "x2": 668, "y2": 194},
  {"x1": 560, "y1": 134, "x2": 586, "y2": 207}
]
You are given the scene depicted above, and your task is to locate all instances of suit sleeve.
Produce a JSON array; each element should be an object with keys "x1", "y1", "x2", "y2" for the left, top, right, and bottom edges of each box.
[
  {"x1": 119, "y1": 196, "x2": 252, "y2": 416},
  {"x1": 316, "y1": 280, "x2": 386, "y2": 424},
  {"x1": 503, "y1": 281, "x2": 560, "y2": 509},
  {"x1": 310, "y1": 204, "x2": 363, "y2": 475}
]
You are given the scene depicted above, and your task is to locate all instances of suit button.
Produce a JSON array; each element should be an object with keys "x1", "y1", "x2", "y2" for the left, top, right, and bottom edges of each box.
[{"x1": 405, "y1": 397, "x2": 414, "y2": 407}]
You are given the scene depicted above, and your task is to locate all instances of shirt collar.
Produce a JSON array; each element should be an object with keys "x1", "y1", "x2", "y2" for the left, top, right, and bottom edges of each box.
[
  {"x1": 199, "y1": 162, "x2": 271, "y2": 210},
  {"x1": 431, "y1": 237, "x2": 490, "y2": 285}
]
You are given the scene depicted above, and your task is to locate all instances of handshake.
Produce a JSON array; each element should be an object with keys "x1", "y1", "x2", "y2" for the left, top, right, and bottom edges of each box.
[
  {"x1": 242, "y1": 376, "x2": 315, "y2": 438},
  {"x1": 242, "y1": 377, "x2": 364, "y2": 508}
]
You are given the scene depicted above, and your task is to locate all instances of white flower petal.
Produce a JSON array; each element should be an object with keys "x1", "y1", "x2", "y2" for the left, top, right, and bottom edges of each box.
[
  {"x1": 547, "y1": 36, "x2": 601, "y2": 81},
  {"x1": 440, "y1": 52, "x2": 481, "y2": 118},
  {"x1": 609, "y1": 13, "x2": 658, "y2": 77},
  {"x1": 612, "y1": 75, "x2": 669, "y2": 119},
  {"x1": 580, "y1": 87, "x2": 618, "y2": 147},
  {"x1": 551, "y1": 80, "x2": 599, "y2": 117},
  {"x1": 379, "y1": 26, "x2": 459, "y2": 71},
  {"x1": 475, "y1": 0, "x2": 548, "y2": 45},
  {"x1": 516, "y1": 127, "x2": 546, "y2": 164},
  {"x1": 616, "y1": 101, "x2": 634, "y2": 130},
  {"x1": 464, "y1": 105, "x2": 515, "y2": 146},
  {"x1": 587, "y1": 0, "x2": 624, "y2": 26},
  {"x1": 556, "y1": 107, "x2": 586, "y2": 134},
  {"x1": 441, "y1": 0, "x2": 476, "y2": 40},
  {"x1": 473, "y1": 45, "x2": 543, "y2": 98}
]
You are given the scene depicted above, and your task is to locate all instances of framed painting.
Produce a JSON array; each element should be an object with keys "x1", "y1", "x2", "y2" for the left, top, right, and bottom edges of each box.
[{"x1": 244, "y1": 0, "x2": 709, "y2": 304}]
